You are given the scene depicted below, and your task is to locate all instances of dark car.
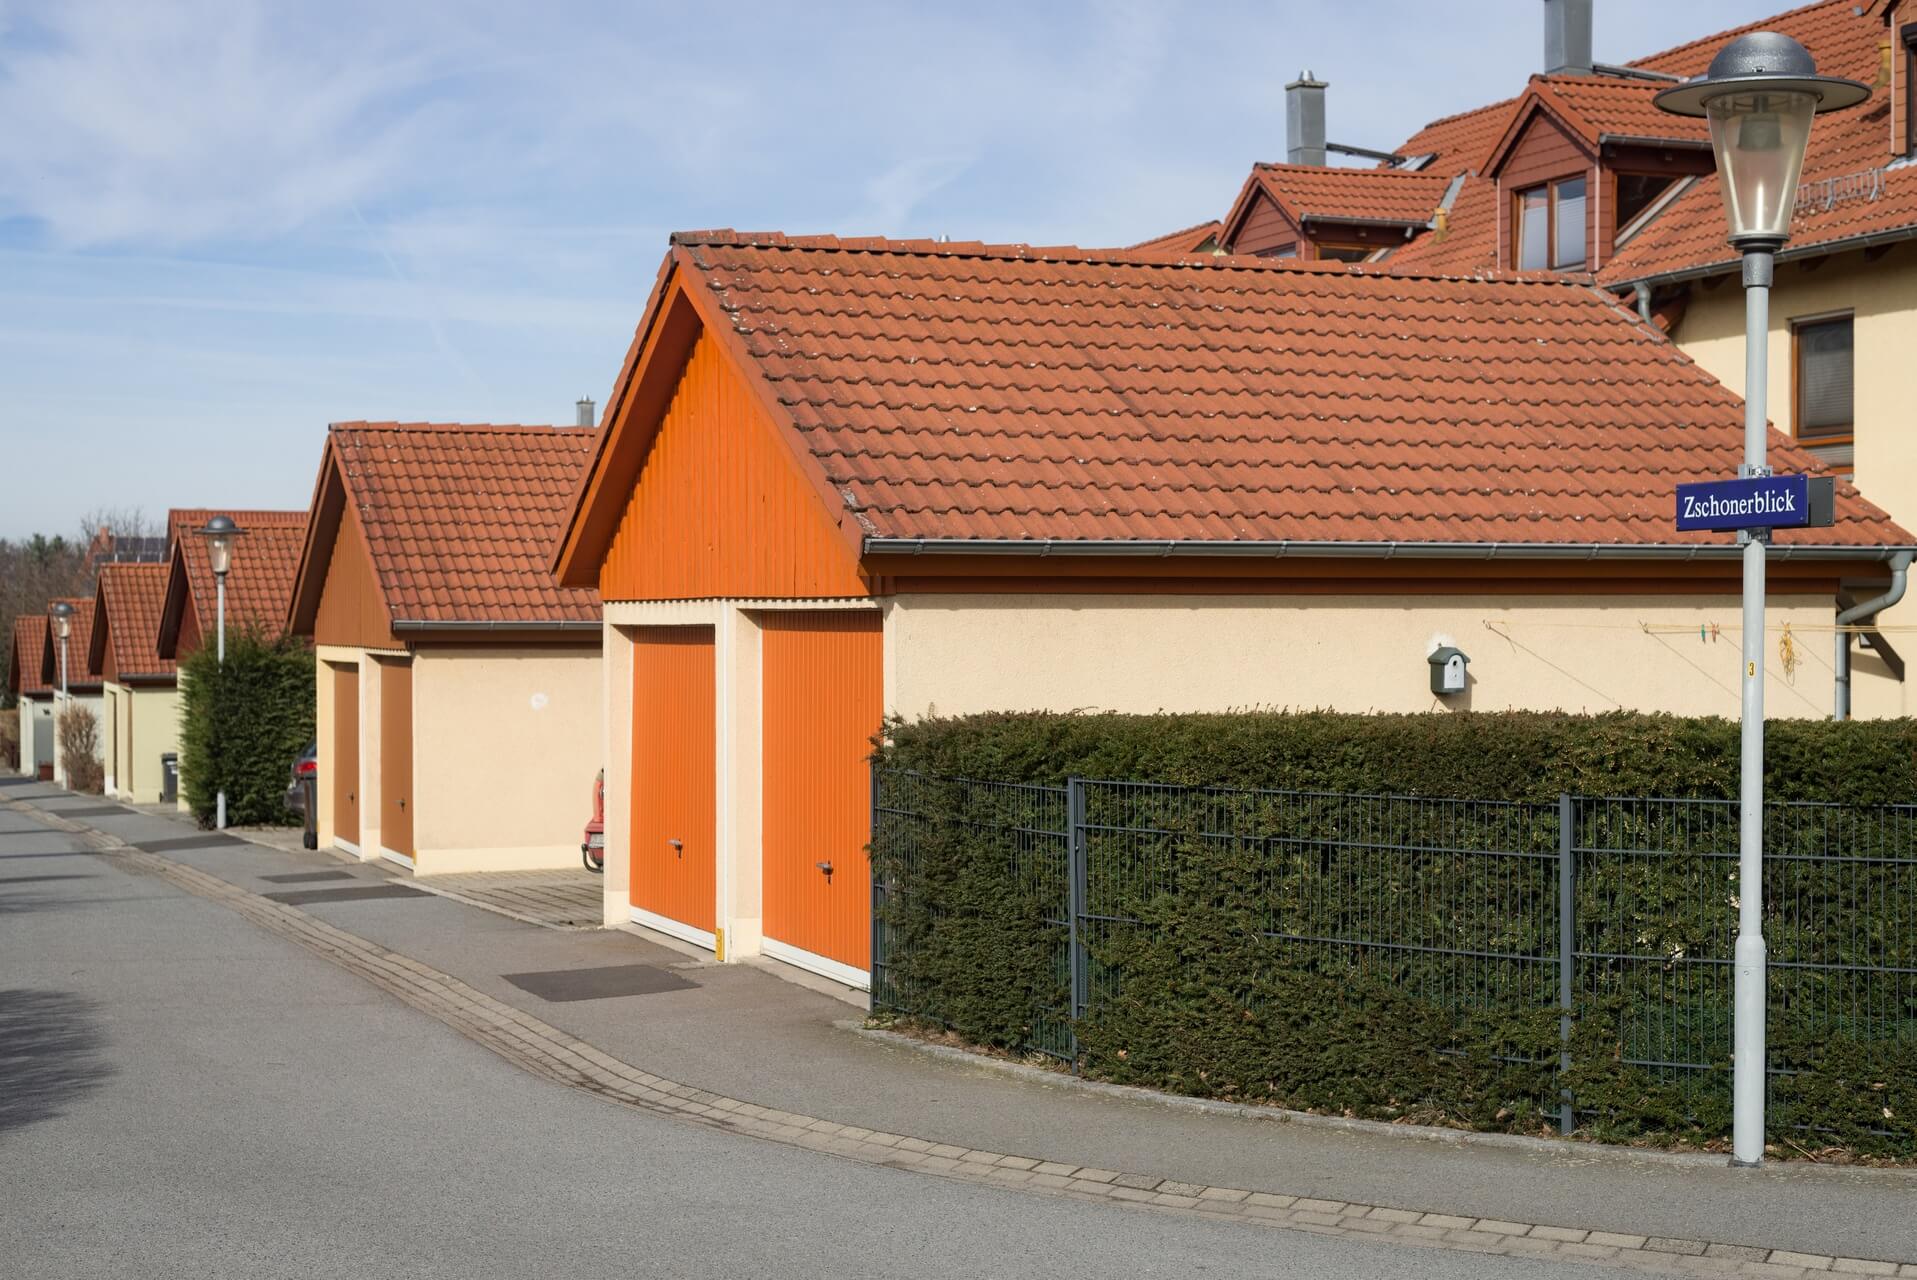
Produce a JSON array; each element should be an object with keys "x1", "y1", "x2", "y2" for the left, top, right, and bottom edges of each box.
[{"x1": 285, "y1": 739, "x2": 318, "y2": 848}]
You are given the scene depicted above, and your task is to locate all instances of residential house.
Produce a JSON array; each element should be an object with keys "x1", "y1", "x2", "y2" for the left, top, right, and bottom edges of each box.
[
  {"x1": 41, "y1": 597, "x2": 103, "y2": 788},
  {"x1": 286, "y1": 423, "x2": 602, "y2": 875},
  {"x1": 87, "y1": 563, "x2": 179, "y2": 804},
  {"x1": 154, "y1": 508, "x2": 309, "y2": 810},
  {"x1": 1191, "y1": 0, "x2": 1917, "y2": 712},
  {"x1": 550, "y1": 231, "x2": 1914, "y2": 988},
  {"x1": 9, "y1": 616, "x2": 53, "y2": 779}
]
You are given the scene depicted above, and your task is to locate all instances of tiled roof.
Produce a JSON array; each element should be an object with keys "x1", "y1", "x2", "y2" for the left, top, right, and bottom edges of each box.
[
  {"x1": 166, "y1": 508, "x2": 308, "y2": 639},
  {"x1": 328, "y1": 423, "x2": 601, "y2": 624},
  {"x1": 1128, "y1": 220, "x2": 1221, "y2": 253},
  {"x1": 1392, "y1": 98, "x2": 1517, "y2": 172},
  {"x1": 669, "y1": 232, "x2": 1909, "y2": 550},
  {"x1": 1384, "y1": 177, "x2": 1502, "y2": 274},
  {"x1": 1249, "y1": 164, "x2": 1455, "y2": 226},
  {"x1": 43, "y1": 597, "x2": 97, "y2": 690},
  {"x1": 94, "y1": 563, "x2": 173, "y2": 680},
  {"x1": 10, "y1": 616, "x2": 49, "y2": 697},
  {"x1": 1528, "y1": 77, "x2": 1712, "y2": 148}
]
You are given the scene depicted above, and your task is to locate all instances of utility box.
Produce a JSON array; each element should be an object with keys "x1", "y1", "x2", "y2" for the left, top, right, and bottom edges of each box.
[{"x1": 1429, "y1": 646, "x2": 1469, "y2": 696}]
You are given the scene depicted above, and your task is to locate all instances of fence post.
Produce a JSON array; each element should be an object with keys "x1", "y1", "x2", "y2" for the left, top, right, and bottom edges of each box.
[
  {"x1": 1558, "y1": 792, "x2": 1576, "y2": 1136},
  {"x1": 869, "y1": 761, "x2": 882, "y2": 1007},
  {"x1": 1067, "y1": 776, "x2": 1087, "y2": 1064}
]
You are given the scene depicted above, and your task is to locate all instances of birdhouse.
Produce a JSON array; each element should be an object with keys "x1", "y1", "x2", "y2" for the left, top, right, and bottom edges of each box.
[{"x1": 1428, "y1": 646, "x2": 1469, "y2": 696}]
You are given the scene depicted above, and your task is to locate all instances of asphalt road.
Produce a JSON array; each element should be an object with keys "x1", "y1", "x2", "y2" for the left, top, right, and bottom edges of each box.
[{"x1": 0, "y1": 803, "x2": 1602, "y2": 1279}]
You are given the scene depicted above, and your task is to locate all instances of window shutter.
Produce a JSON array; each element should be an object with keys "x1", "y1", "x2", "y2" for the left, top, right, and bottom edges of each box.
[{"x1": 1799, "y1": 318, "x2": 1854, "y2": 435}]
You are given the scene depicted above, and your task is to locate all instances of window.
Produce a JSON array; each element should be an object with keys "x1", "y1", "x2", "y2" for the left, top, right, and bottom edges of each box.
[
  {"x1": 1794, "y1": 314, "x2": 1854, "y2": 441},
  {"x1": 1905, "y1": 24, "x2": 1916, "y2": 158},
  {"x1": 1515, "y1": 176, "x2": 1587, "y2": 270},
  {"x1": 1316, "y1": 244, "x2": 1374, "y2": 263},
  {"x1": 1614, "y1": 174, "x2": 1678, "y2": 234}
]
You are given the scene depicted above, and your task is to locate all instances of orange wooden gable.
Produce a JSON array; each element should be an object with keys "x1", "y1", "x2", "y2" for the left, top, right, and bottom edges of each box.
[
  {"x1": 313, "y1": 500, "x2": 401, "y2": 649},
  {"x1": 555, "y1": 268, "x2": 868, "y2": 602}
]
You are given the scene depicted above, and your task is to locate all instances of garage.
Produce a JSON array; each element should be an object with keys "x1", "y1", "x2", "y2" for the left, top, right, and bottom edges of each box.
[
  {"x1": 378, "y1": 656, "x2": 413, "y2": 867},
  {"x1": 759, "y1": 611, "x2": 882, "y2": 986},
  {"x1": 629, "y1": 626, "x2": 716, "y2": 947},
  {"x1": 331, "y1": 662, "x2": 360, "y2": 854}
]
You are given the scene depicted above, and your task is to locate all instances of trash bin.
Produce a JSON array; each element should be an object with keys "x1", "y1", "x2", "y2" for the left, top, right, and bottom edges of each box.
[{"x1": 161, "y1": 753, "x2": 179, "y2": 804}]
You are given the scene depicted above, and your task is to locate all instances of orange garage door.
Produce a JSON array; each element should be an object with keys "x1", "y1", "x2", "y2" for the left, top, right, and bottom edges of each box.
[
  {"x1": 333, "y1": 663, "x2": 360, "y2": 851},
  {"x1": 631, "y1": 627, "x2": 717, "y2": 945},
  {"x1": 379, "y1": 657, "x2": 413, "y2": 864},
  {"x1": 761, "y1": 611, "x2": 882, "y2": 985}
]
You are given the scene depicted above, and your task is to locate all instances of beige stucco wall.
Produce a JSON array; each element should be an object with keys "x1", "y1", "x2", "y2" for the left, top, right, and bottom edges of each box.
[
  {"x1": 883, "y1": 593, "x2": 1890, "y2": 721},
  {"x1": 102, "y1": 682, "x2": 180, "y2": 804},
  {"x1": 1673, "y1": 242, "x2": 1917, "y2": 716},
  {"x1": 20, "y1": 695, "x2": 53, "y2": 775},
  {"x1": 409, "y1": 645, "x2": 603, "y2": 875}
]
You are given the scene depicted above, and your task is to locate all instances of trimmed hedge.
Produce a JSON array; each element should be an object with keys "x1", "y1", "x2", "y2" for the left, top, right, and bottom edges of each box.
[
  {"x1": 872, "y1": 711, "x2": 1917, "y2": 1153},
  {"x1": 880, "y1": 709, "x2": 1917, "y2": 804},
  {"x1": 179, "y1": 629, "x2": 314, "y2": 827}
]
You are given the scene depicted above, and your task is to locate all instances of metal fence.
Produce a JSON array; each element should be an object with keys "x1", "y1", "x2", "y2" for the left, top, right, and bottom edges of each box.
[{"x1": 871, "y1": 770, "x2": 1917, "y2": 1135}]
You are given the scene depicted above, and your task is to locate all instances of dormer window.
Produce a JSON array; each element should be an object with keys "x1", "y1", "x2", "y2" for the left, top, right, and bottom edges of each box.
[{"x1": 1516, "y1": 176, "x2": 1587, "y2": 270}]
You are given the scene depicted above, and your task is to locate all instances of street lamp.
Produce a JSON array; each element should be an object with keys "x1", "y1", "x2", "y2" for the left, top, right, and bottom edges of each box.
[
  {"x1": 198, "y1": 514, "x2": 245, "y2": 829},
  {"x1": 48, "y1": 601, "x2": 73, "y2": 789},
  {"x1": 1655, "y1": 33, "x2": 1867, "y2": 1170}
]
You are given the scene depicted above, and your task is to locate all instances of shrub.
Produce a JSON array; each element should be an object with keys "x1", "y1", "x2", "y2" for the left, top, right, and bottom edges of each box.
[
  {"x1": 57, "y1": 703, "x2": 102, "y2": 794},
  {"x1": 178, "y1": 628, "x2": 313, "y2": 827},
  {"x1": 0, "y1": 707, "x2": 17, "y2": 772},
  {"x1": 873, "y1": 710, "x2": 1917, "y2": 1151}
]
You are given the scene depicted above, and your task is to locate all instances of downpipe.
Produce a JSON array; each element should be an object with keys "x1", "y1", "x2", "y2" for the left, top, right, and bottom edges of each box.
[{"x1": 1834, "y1": 550, "x2": 1914, "y2": 720}]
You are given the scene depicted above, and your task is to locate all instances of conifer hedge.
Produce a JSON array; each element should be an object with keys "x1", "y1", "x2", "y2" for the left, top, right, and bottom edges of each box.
[
  {"x1": 872, "y1": 711, "x2": 1917, "y2": 1153},
  {"x1": 179, "y1": 630, "x2": 313, "y2": 827}
]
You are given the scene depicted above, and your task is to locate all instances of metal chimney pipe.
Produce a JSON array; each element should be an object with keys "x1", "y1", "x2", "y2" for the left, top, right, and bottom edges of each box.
[
  {"x1": 1544, "y1": 0, "x2": 1594, "y2": 76},
  {"x1": 1286, "y1": 72, "x2": 1328, "y2": 166},
  {"x1": 575, "y1": 398, "x2": 595, "y2": 428}
]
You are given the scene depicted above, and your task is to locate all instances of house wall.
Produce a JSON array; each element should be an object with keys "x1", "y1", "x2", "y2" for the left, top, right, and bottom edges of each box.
[
  {"x1": 102, "y1": 684, "x2": 124, "y2": 795},
  {"x1": 882, "y1": 592, "x2": 1885, "y2": 721},
  {"x1": 103, "y1": 683, "x2": 179, "y2": 804},
  {"x1": 1671, "y1": 241, "x2": 1917, "y2": 714},
  {"x1": 408, "y1": 645, "x2": 603, "y2": 874}
]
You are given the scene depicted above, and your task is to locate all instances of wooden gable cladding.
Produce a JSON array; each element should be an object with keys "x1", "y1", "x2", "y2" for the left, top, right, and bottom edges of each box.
[
  {"x1": 1494, "y1": 109, "x2": 1596, "y2": 270},
  {"x1": 1228, "y1": 190, "x2": 1302, "y2": 258},
  {"x1": 598, "y1": 326, "x2": 868, "y2": 603},
  {"x1": 314, "y1": 500, "x2": 401, "y2": 650}
]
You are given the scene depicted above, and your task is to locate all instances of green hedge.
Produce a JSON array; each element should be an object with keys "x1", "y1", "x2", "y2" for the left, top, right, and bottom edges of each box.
[
  {"x1": 872, "y1": 711, "x2": 1917, "y2": 1154},
  {"x1": 879, "y1": 709, "x2": 1917, "y2": 804},
  {"x1": 179, "y1": 629, "x2": 314, "y2": 827}
]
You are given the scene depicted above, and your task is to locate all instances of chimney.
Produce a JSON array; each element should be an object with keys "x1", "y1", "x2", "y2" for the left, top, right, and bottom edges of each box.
[
  {"x1": 1544, "y1": 0, "x2": 1593, "y2": 76},
  {"x1": 575, "y1": 398, "x2": 595, "y2": 428},
  {"x1": 1286, "y1": 72, "x2": 1328, "y2": 166}
]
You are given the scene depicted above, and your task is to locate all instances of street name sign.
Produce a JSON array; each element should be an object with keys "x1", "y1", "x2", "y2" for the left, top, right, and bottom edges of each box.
[{"x1": 1675, "y1": 475, "x2": 1833, "y2": 533}]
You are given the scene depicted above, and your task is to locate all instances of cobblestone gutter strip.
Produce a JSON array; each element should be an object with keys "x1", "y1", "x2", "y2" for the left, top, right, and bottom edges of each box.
[{"x1": 18, "y1": 799, "x2": 1910, "y2": 1280}]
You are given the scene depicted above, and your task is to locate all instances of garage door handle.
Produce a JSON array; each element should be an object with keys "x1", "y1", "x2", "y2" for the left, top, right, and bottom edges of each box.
[
  {"x1": 815, "y1": 860, "x2": 834, "y2": 880},
  {"x1": 398, "y1": 798, "x2": 406, "y2": 810},
  {"x1": 668, "y1": 838, "x2": 683, "y2": 854}
]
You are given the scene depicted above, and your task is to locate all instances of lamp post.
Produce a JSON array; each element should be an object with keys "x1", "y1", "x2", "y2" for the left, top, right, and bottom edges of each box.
[
  {"x1": 199, "y1": 515, "x2": 245, "y2": 830},
  {"x1": 1655, "y1": 33, "x2": 1867, "y2": 1169},
  {"x1": 48, "y1": 601, "x2": 73, "y2": 787}
]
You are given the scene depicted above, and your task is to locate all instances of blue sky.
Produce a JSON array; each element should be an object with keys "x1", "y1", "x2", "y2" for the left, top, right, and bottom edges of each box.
[{"x1": 0, "y1": 0, "x2": 1771, "y2": 538}]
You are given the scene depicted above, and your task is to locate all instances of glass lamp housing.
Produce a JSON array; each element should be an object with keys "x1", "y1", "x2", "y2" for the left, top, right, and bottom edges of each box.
[{"x1": 1705, "y1": 89, "x2": 1815, "y2": 246}]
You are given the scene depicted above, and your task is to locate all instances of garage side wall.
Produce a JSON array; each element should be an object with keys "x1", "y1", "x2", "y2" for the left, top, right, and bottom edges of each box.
[
  {"x1": 885, "y1": 593, "x2": 1872, "y2": 720},
  {"x1": 410, "y1": 646, "x2": 604, "y2": 874}
]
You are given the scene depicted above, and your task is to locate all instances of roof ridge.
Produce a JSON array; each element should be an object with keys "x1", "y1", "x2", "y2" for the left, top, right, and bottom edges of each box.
[
  {"x1": 329, "y1": 421, "x2": 582, "y2": 434},
  {"x1": 681, "y1": 230, "x2": 1609, "y2": 289}
]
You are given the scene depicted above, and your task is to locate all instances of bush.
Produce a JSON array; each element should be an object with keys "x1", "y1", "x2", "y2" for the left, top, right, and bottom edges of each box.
[
  {"x1": 873, "y1": 710, "x2": 1917, "y2": 1152},
  {"x1": 57, "y1": 703, "x2": 102, "y2": 794},
  {"x1": 879, "y1": 709, "x2": 1917, "y2": 804},
  {"x1": 0, "y1": 707, "x2": 17, "y2": 772},
  {"x1": 178, "y1": 629, "x2": 313, "y2": 827}
]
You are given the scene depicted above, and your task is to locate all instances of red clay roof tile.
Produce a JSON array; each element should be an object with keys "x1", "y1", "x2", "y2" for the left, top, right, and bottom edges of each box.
[
  {"x1": 93, "y1": 563, "x2": 174, "y2": 680},
  {"x1": 668, "y1": 233, "x2": 1910, "y2": 551},
  {"x1": 42, "y1": 597, "x2": 97, "y2": 690},
  {"x1": 10, "y1": 616, "x2": 49, "y2": 697},
  {"x1": 328, "y1": 423, "x2": 601, "y2": 625},
  {"x1": 1249, "y1": 163, "x2": 1456, "y2": 226},
  {"x1": 1128, "y1": 220, "x2": 1222, "y2": 253},
  {"x1": 164, "y1": 508, "x2": 307, "y2": 642}
]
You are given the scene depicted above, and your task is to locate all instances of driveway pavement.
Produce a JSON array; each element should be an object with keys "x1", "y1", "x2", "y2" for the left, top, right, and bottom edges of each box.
[
  {"x1": 7, "y1": 778, "x2": 1914, "y2": 1276},
  {"x1": 0, "y1": 785, "x2": 1599, "y2": 1279}
]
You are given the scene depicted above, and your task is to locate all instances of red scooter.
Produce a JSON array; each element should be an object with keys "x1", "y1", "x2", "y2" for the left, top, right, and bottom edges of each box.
[{"x1": 581, "y1": 768, "x2": 605, "y2": 873}]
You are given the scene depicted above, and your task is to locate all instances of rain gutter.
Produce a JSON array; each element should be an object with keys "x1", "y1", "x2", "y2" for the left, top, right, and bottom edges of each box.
[
  {"x1": 391, "y1": 619, "x2": 602, "y2": 633},
  {"x1": 863, "y1": 538, "x2": 1917, "y2": 563},
  {"x1": 1834, "y1": 550, "x2": 1914, "y2": 719}
]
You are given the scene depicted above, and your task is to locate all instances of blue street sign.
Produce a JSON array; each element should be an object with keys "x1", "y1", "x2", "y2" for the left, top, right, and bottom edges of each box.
[{"x1": 1675, "y1": 475, "x2": 1812, "y2": 533}]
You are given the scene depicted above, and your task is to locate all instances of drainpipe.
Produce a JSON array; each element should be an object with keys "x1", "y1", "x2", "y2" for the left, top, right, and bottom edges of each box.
[
  {"x1": 1835, "y1": 550, "x2": 1914, "y2": 720},
  {"x1": 1634, "y1": 283, "x2": 1654, "y2": 325}
]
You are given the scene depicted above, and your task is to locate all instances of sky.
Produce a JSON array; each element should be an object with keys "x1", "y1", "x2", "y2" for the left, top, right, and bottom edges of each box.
[{"x1": 0, "y1": 0, "x2": 1777, "y2": 539}]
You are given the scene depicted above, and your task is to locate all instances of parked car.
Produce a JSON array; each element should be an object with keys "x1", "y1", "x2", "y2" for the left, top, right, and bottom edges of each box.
[{"x1": 285, "y1": 739, "x2": 318, "y2": 848}]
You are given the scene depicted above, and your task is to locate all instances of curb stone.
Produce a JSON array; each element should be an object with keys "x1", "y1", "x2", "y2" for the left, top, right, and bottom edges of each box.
[{"x1": 12, "y1": 793, "x2": 1904, "y2": 1280}]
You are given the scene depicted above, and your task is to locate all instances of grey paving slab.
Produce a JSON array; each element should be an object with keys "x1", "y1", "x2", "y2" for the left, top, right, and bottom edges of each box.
[
  {"x1": 0, "y1": 802, "x2": 1593, "y2": 1280},
  {"x1": 503, "y1": 962, "x2": 698, "y2": 1002},
  {"x1": 262, "y1": 883, "x2": 431, "y2": 905}
]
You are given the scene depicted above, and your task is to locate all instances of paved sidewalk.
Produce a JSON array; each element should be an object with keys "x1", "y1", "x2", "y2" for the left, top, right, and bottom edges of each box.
[
  {"x1": 10, "y1": 778, "x2": 1915, "y2": 1276},
  {"x1": 122, "y1": 798, "x2": 603, "y2": 929}
]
